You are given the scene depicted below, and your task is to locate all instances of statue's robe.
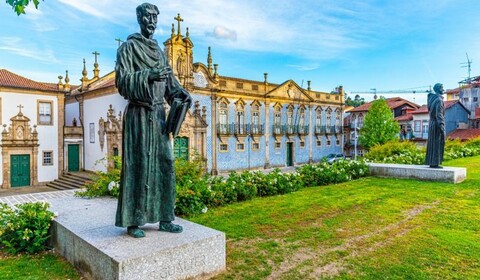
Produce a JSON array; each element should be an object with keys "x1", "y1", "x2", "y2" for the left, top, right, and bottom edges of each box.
[
  {"x1": 425, "y1": 93, "x2": 445, "y2": 166},
  {"x1": 114, "y1": 33, "x2": 187, "y2": 227}
]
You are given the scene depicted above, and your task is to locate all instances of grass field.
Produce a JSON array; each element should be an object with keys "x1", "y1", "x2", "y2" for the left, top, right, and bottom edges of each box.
[
  {"x1": 1, "y1": 157, "x2": 479, "y2": 279},
  {"x1": 189, "y1": 156, "x2": 480, "y2": 279}
]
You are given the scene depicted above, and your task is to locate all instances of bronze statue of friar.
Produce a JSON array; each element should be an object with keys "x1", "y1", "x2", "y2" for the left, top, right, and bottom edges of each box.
[{"x1": 115, "y1": 2, "x2": 192, "y2": 238}]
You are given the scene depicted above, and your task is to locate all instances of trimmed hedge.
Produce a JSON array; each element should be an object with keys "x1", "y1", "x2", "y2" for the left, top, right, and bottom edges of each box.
[{"x1": 76, "y1": 155, "x2": 370, "y2": 216}]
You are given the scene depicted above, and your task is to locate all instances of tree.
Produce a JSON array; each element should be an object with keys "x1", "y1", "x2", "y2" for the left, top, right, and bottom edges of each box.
[
  {"x1": 358, "y1": 98, "x2": 400, "y2": 150},
  {"x1": 6, "y1": 0, "x2": 42, "y2": 15},
  {"x1": 345, "y1": 94, "x2": 365, "y2": 107}
]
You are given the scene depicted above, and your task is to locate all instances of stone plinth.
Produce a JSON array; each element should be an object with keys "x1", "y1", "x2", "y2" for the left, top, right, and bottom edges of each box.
[
  {"x1": 48, "y1": 196, "x2": 226, "y2": 280},
  {"x1": 368, "y1": 163, "x2": 466, "y2": 184}
]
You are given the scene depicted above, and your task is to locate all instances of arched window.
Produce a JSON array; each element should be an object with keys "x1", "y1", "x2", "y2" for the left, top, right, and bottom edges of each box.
[
  {"x1": 315, "y1": 107, "x2": 323, "y2": 133},
  {"x1": 335, "y1": 108, "x2": 342, "y2": 133},
  {"x1": 235, "y1": 101, "x2": 245, "y2": 134},
  {"x1": 274, "y1": 104, "x2": 282, "y2": 134},
  {"x1": 287, "y1": 105, "x2": 294, "y2": 134},
  {"x1": 326, "y1": 107, "x2": 332, "y2": 133},
  {"x1": 219, "y1": 101, "x2": 228, "y2": 134},
  {"x1": 251, "y1": 101, "x2": 261, "y2": 134},
  {"x1": 358, "y1": 113, "x2": 364, "y2": 127},
  {"x1": 298, "y1": 106, "x2": 306, "y2": 134}
]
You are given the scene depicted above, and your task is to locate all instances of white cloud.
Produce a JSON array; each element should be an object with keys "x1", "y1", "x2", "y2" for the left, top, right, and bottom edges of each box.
[{"x1": 206, "y1": 26, "x2": 237, "y2": 41}]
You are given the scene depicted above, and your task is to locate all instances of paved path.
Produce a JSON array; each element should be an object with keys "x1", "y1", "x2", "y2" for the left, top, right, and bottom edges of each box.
[{"x1": 0, "y1": 189, "x2": 76, "y2": 208}]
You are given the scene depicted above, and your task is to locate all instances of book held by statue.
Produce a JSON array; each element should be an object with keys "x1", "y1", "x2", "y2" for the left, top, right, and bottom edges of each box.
[{"x1": 165, "y1": 98, "x2": 190, "y2": 137}]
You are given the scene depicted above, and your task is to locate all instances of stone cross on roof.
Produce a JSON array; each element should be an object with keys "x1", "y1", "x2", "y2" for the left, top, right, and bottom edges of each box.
[
  {"x1": 92, "y1": 51, "x2": 100, "y2": 64},
  {"x1": 174, "y1": 13, "x2": 183, "y2": 36}
]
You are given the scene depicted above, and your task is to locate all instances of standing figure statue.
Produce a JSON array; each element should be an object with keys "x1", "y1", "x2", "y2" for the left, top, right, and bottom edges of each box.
[
  {"x1": 115, "y1": 3, "x2": 192, "y2": 238},
  {"x1": 425, "y1": 83, "x2": 446, "y2": 168}
]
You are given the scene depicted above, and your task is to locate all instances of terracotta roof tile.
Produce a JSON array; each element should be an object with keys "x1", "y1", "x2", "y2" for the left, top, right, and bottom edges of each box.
[
  {"x1": 0, "y1": 69, "x2": 60, "y2": 92},
  {"x1": 394, "y1": 114, "x2": 413, "y2": 121},
  {"x1": 448, "y1": 129, "x2": 480, "y2": 141},
  {"x1": 349, "y1": 97, "x2": 419, "y2": 113},
  {"x1": 411, "y1": 105, "x2": 428, "y2": 114}
]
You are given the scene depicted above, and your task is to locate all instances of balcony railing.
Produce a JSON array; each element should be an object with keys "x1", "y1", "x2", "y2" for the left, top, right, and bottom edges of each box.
[
  {"x1": 325, "y1": 125, "x2": 334, "y2": 134},
  {"x1": 298, "y1": 125, "x2": 309, "y2": 135},
  {"x1": 335, "y1": 125, "x2": 343, "y2": 134},
  {"x1": 217, "y1": 123, "x2": 265, "y2": 136},
  {"x1": 286, "y1": 124, "x2": 296, "y2": 135},
  {"x1": 315, "y1": 125, "x2": 326, "y2": 135},
  {"x1": 272, "y1": 124, "x2": 285, "y2": 136}
]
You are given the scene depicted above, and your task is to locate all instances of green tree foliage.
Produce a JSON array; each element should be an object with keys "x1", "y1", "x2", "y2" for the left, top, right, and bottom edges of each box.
[
  {"x1": 358, "y1": 98, "x2": 400, "y2": 149},
  {"x1": 345, "y1": 94, "x2": 366, "y2": 107},
  {"x1": 6, "y1": 0, "x2": 42, "y2": 15}
]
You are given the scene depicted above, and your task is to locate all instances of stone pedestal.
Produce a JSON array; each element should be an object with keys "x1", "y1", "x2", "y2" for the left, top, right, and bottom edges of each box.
[
  {"x1": 368, "y1": 163, "x2": 466, "y2": 184},
  {"x1": 48, "y1": 196, "x2": 226, "y2": 280}
]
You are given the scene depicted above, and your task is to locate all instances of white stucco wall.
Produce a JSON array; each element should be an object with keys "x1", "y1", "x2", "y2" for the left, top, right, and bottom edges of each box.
[
  {"x1": 0, "y1": 92, "x2": 60, "y2": 183},
  {"x1": 83, "y1": 93, "x2": 126, "y2": 172}
]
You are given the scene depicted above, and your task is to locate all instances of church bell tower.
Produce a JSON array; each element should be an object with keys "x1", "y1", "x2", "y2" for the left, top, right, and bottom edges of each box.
[{"x1": 163, "y1": 13, "x2": 194, "y2": 89}]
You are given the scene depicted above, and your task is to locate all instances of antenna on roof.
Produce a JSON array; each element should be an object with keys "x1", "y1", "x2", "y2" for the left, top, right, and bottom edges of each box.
[{"x1": 461, "y1": 52, "x2": 473, "y2": 83}]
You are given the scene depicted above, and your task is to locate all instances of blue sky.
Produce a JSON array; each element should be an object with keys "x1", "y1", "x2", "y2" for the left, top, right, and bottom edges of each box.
[{"x1": 1, "y1": 0, "x2": 479, "y2": 105}]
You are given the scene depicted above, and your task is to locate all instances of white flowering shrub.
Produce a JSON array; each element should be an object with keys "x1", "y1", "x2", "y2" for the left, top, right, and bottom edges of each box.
[{"x1": 0, "y1": 202, "x2": 54, "y2": 254}]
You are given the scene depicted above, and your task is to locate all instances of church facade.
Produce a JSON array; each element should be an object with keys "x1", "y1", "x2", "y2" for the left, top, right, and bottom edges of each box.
[{"x1": 64, "y1": 15, "x2": 345, "y2": 175}]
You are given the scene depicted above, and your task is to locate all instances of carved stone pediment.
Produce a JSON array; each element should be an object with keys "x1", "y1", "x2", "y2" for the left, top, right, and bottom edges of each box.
[{"x1": 1, "y1": 107, "x2": 38, "y2": 147}]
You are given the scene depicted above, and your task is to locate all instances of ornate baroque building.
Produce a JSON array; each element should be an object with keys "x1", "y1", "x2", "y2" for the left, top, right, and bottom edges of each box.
[
  {"x1": 0, "y1": 69, "x2": 66, "y2": 188},
  {"x1": 63, "y1": 15, "x2": 345, "y2": 175}
]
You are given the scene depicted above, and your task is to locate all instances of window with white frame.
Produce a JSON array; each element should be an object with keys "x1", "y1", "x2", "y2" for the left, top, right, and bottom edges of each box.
[
  {"x1": 43, "y1": 151, "x2": 53, "y2": 166},
  {"x1": 298, "y1": 107, "x2": 306, "y2": 134},
  {"x1": 38, "y1": 100, "x2": 53, "y2": 125},
  {"x1": 251, "y1": 102, "x2": 260, "y2": 134},
  {"x1": 357, "y1": 113, "x2": 364, "y2": 127},
  {"x1": 236, "y1": 142, "x2": 245, "y2": 151},
  {"x1": 335, "y1": 109, "x2": 341, "y2": 127},
  {"x1": 275, "y1": 142, "x2": 281, "y2": 149},
  {"x1": 236, "y1": 102, "x2": 245, "y2": 134},
  {"x1": 315, "y1": 108, "x2": 322, "y2": 133},
  {"x1": 219, "y1": 102, "x2": 228, "y2": 134},
  {"x1": 252, "y1": 142, "x2": 260, "y2": 150},
  {"x1": 287, "y1": 105, "x2": 294, "y2": 134},
  {"x1": 219, "y1": 143, "x2": 228, "y2": 152},
  {"x1": 414, "y1": 120, "x2": 421, "y2": 132},
  {"x1": 274, "y1": 105, "x2": 282, "y2": 134},
  {"x1": 326, "y1": 108, "x2": 332, "y2": 132}
]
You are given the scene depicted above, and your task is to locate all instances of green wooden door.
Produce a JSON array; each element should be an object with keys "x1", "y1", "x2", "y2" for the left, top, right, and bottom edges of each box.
[
  {"x1": 286, "y1": 142, "x2": 293, "y2": 166},
  {"x1": 11, "y1": 154, "x2": 30, "y2": 187},
  {"x1": 68, "y1": 144, "x2": 80, "y2": 172},
  {"x1": 174, "y1": 137, "x2": 189, "y2": 161}
]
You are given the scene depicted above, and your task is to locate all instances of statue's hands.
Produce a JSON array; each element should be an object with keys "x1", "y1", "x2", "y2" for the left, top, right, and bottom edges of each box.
[
  {"x1": 180, "y1": 89, "x2": 193, "y2": 107},
  {"x1": 148, "y1": 66, "x2": 171, "y2": 82}
]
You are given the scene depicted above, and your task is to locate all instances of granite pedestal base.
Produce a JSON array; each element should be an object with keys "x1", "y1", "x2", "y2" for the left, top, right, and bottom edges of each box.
[
  {"x1": 368, "y1": 163, "x2": 466, "y2": 184},
  {"x1": 48, "y1": 196, "x2": 226, "y2": 280}
]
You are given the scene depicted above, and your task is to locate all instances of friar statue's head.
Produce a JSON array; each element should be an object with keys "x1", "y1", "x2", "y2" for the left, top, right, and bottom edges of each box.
[
  {"x1": 433, "y1": 83, "x2": 445, "y2": 95},
  {"x1": 136, "y1": 3, "x2": 159, "y2": 39}
]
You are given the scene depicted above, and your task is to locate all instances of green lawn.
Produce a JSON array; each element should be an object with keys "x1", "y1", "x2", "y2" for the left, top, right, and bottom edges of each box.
[
  {"x1": 0, "y1": 251, "x2": 82, "y2": 279},
  {"x1": 2, "y1": 157, "x2": 479, "y2": 279},
  {"x1": 190, "y1": 156, "x2": 480, "y2": 279}
]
